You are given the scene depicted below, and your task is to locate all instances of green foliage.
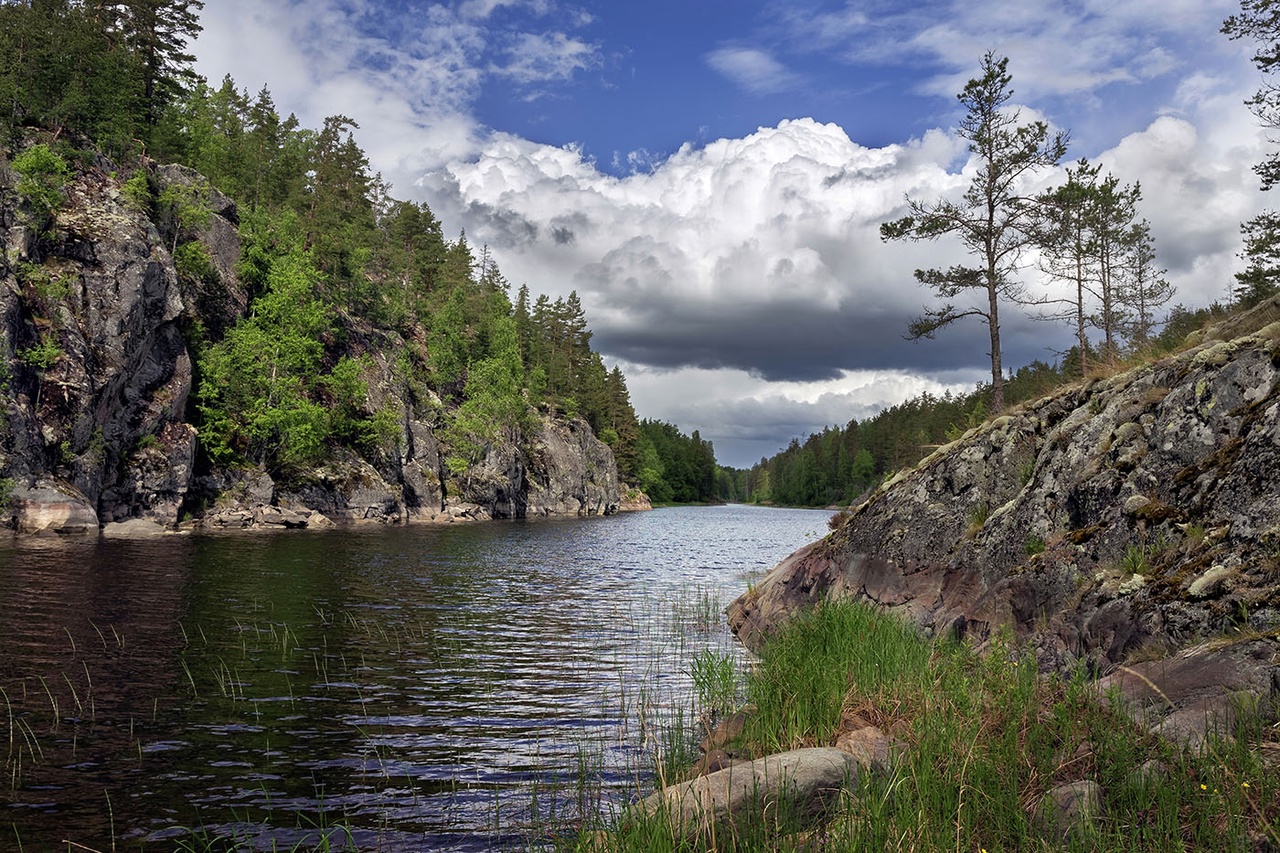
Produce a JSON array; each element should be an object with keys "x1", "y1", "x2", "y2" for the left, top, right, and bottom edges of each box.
[
  {"x1": 636, "y1": 420, "x2": 717, "y2": 503},
  {"x1": 689, "y1": 649, "x2": 738, "y2": 721},
  {"x1": 18, "y1": 262, "x2": 72, "y2": 302},
  {"x1": 1233, "y1": 212, "x2": 1280, "y2": 308},
  {"x1": 18, "y1": 334, "x2": 62, "y2": 370},
  {"x1": 442, "y1": 312, "x2": 527, "y2": 471},
  {"x1": 195, "y1": 239, "x2": 335, "y2": 471},
  {"x1": 0, "y1": 477, "x2": 14, "y2": 510},
  {"x1": 11, "y1": 144, "x2": 70, "y2": 226},
  {"x1": 719, "y1": 358, "x2": 1068, "y2": 507},
  {"x1": 0, "y1": 12, "x2": 648, "y2": 488},
  {"x1": 0, "y1": 1, "x2": 202, "y2": 155},
  {"x1": 1120, "y1": 543, "x2": 1151, "y2": 576},
  {"x1": 586, "y1": 604, "x2": 1280, "y2": 852},
  {"x1": 158, "y1": 177, "x2": 211, "y2": 250},
  {"x1": 172, "y1": 240, "x2": 215, "y2": 287},
  {"x1": 967, "y1": 501, "x2": 990, "y2": 536},
  {"x1": 1024, "y1": 535, "x2": 1046, "y2": 556},
  {"x1": 121, "y1": 169, "x2": 153, "y2": 212},
  {"x1": 743, "y1": 601, "x2": 931, "y2": 753}
]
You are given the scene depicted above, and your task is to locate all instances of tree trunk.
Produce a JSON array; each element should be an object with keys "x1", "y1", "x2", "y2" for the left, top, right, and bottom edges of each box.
[{"x1": 987, "y1": 281, "x2": 1004, "y2": 412}]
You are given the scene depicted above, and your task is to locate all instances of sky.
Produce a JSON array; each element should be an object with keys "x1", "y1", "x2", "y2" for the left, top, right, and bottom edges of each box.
[{"x1": 192, "y1": 0, "x2": 1272, "y2": 468}]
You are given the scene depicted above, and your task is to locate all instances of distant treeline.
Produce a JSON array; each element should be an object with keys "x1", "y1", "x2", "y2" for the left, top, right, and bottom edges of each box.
[{"x1": 714, "y1": 304, "x2": 1229, "y2": 508}]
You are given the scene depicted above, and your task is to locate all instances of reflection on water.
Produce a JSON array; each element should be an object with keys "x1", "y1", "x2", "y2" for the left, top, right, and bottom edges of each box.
[{"x1": 0, "y1": 505, "x2": 829, "y2": 850}]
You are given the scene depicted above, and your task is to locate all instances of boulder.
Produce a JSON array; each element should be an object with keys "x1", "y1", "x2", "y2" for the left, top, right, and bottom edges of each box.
[
  {"x1": 1095, "y1": 638, "x2": 1280, "y2": 746},
  {"x1": 1033, "y1": 779, "x2": 1103, "y2": 843},
  {"x1": 13, "y1": 484, "x2": 98, "y2": 535},
  {"x1": 635, "y1": 747, "x2": 862, "y2": 838},
  {"x1": 102, "y1": 517, "x2": 173, "y2": 538},
  {"x1": 526, "y1": 417, "x2": 619, "y2": 517}
]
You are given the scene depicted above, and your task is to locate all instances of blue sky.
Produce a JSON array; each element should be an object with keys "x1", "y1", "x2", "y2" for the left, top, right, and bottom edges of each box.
[{"x1": 193, "y1": 0, "x2": 1270, "y2": 468}]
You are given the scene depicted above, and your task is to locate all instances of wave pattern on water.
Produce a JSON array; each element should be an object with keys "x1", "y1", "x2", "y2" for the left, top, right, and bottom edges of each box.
[{"x1": 0, "y1": 505, "x2": 830, "y2": 851}]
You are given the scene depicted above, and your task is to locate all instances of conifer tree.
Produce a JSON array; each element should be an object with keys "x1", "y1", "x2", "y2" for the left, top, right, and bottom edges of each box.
[
  {"x1": 1034, "y1": 158, "x2": 1103, "y2": 376},
  {"x1": 881, "y1": 52, "x2": 1068, "y2": 411},
  {"x1": 1224, "y1": 1, "x2": 1280, "y2": 305},
  {"x1": 1120, "y1": 220, "x2": 1173, "y2": 346}
]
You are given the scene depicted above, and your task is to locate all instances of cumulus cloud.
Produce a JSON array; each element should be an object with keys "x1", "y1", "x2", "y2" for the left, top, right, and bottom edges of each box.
[
  {"x1": 424, "y1": 117, "x2": 1030, "y2": 383},
  {"x1": 422, "y1": 84, "x2": 1268, "y2": 461}
]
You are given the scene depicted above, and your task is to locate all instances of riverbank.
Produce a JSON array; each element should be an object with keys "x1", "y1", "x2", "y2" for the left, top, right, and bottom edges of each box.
[{"x1": 575, "y1": 600, "x2": 1280, "y2": 852}]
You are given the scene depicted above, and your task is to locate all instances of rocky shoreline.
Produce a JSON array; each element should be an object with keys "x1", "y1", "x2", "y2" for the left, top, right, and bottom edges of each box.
[{"x1": 2, "y1": 161, "x2": 634, "y2": 538}]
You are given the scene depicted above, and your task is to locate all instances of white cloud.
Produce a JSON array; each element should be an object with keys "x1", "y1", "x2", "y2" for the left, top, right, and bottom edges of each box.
[
  {"x1": 620, "y1": 363, "x2": 980, "y2": 467},
  {"x1": 706, "y1": 47, "x2": 803, "y2": 94},
  {"x1": 493, "y1": 31, "x2": 599, "y2": 85}
]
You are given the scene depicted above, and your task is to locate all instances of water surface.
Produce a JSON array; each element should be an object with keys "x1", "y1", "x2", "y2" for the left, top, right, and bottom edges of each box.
[{"x1": 0, "y1": 505, "x2": 829, "y2": 850}]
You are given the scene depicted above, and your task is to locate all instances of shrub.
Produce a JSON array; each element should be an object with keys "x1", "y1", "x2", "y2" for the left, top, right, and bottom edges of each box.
[
  {"x1": 121, "y1": 169, "x2": 152, "y2": 212},
  {"x1": 18, "y1": 334, "x2": 62, "y2": 370},
  {"x1": 12, "y1": 144, "x2": 70, "y2": 226}
]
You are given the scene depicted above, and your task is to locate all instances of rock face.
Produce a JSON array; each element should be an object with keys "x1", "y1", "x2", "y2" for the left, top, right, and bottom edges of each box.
[
  {"x1": 729, "y1": 298, "x2": 1280, "y2": 680},
  {"x1": 0, "y1": 148, "x2": 621, "y2": 535},
  {"x1": 1, "y1": 154, "x2": 203, "y2": 531}
]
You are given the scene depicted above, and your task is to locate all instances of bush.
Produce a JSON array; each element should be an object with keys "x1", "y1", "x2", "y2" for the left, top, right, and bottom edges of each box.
[
  {"x1": 18, "y1": 333, "x2": 62, "y2": 370},
  {"x1": 121, "y1": 169, "x2": 152, "y2": 212},
  {"x1": 12, "y1": 144, "x2": 70, "y2": 226}
]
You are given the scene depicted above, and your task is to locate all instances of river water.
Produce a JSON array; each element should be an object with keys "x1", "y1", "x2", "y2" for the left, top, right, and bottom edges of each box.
[{"x1": 0, "y1": 505, "x2": 829, "y2": 851}]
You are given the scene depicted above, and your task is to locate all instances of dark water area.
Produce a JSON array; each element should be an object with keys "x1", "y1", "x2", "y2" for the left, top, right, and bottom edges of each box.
[{"x1": 0, "y1": 505, "x2": 830, "y2": 851}]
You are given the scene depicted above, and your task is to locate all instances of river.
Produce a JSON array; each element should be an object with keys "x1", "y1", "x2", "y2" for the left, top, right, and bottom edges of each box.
[{"x1": 0, "y1": 505, "x2": 830, "y2": 851}]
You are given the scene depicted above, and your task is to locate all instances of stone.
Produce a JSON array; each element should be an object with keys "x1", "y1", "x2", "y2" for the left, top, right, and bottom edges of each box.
[
  {"x1": 635, "y1": 747, "x2": 862, "y2": 838},
  {"x1": 727, "y1": 300, "x2": 1280, "y2": 686},
  {"x1": 13, "y1": 485, "x2": 99, "y2": 535},
  {"x1": 1033, "y1": 779, "x2": 1103, "y2": 842},
  {"x1": 1095, "y1": 639, "x2": 1280, "y2": 746},
  {"x1": 102, "y1": 518, "x2": 173, "y2": 538},
  {"x1": 834, "y1": 725, "x2": 897, "y2": 773},
  {"x1": 700, "y1": 709, "x2": 751, "y2": 753},
  {"x1": 1187, "y1": 564, "x2": 1233, "y2": 599},
  {"x1": 693, "y1": 749, "x2": 745, "y2": 777}
]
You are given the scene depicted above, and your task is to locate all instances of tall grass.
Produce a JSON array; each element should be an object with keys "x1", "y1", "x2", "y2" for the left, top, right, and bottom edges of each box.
[
  {"x1": 575, "y1": 601, "x2": 1280, "y2": 852},
  {"x1": 742, "y1": 601, "x2": 932, "y2": 754}
]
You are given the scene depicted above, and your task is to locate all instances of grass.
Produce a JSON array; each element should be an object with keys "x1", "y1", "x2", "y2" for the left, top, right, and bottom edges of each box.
[
  {"x1": 967, "y1": 502, "x2": 990, "y2": 537},
  {"x1": 570, "y1": 601, "x2": 1280, "y2": 852}
]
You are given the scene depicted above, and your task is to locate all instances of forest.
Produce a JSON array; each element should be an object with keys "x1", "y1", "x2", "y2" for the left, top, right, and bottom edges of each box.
[{"x1": 0, "y1": 0, "x2": 726, "y2": 504}]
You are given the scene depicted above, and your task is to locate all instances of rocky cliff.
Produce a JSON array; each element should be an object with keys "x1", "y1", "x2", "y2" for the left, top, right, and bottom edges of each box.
[
  {"x1": 729, "y1": 299, "x2": 1280, "y2": 678},
  {"x1": 0, "y1": 151, "x2": 620, "y2": 535}
]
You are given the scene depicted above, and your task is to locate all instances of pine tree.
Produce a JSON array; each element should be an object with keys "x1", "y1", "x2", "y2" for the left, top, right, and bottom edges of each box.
[
  {"x1": 118, "y1": 0, "x2": 205, "y2": 126},
  {"x1": 1119, "y1": 220, "x2": 1173, "y2": 347},
  {"x1": 1224, "y1": 1, "x2": 1280, "y2": 305},
  {"x1": 1034, "y1": 158, "x2": 1104, "y2": 376},
  {"x1": 881, "y1": 52, "x2": 1068, "y2": 411}
]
